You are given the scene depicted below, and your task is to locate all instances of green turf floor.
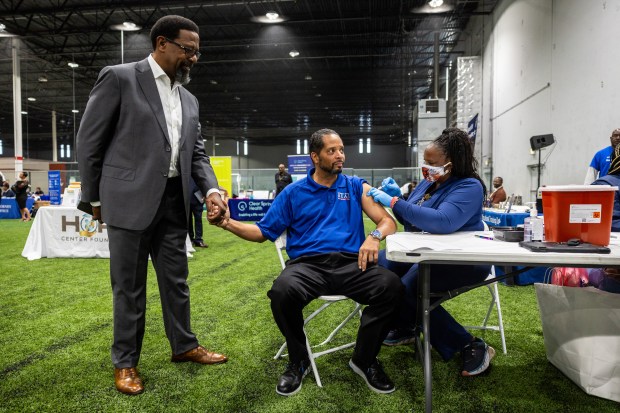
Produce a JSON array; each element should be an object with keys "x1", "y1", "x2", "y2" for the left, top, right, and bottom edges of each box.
[{"x1": 0, "y1": 218, "x2": 616, "y2": 412}]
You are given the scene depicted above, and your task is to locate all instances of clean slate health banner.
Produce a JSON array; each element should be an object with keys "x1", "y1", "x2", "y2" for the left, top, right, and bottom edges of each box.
[{"x1": 228, "y1": 199, "x2": 273, "y2": 221}]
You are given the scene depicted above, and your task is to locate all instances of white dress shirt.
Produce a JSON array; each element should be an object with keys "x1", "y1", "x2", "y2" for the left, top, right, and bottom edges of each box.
[
  {"x1": 147, "y1": 55, "x2": 219, "y2": 198},
  {"x1": 148, "y1": 54, "x2": 182, "y2": 178}
]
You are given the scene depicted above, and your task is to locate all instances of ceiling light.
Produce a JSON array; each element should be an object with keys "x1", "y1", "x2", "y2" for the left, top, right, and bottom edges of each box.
[
  {"x1": 210, "y1": 79, "x2": 218, "y2": 85},
  {"x1": 0, "y1": 22, "x2": 17, "y2": 37},
  {"x1": 289, "y1": 49, "x2": 299, "y2": 58},
  {"x1": 72, "y1": 109, "x2": 79, "y2": 113},
  {"x1": 305, "y1": 74, "x2": 312, "y2": 80},
  {"x1": 21, "y1": 111, "x2": 28, "y2": 115},
  {"x1": 315, "y1": 93, "x2": 322, "y2": 97},
  {"x1": 27, "y1": 97, "x2": 36, "y2": 102},
  {"x1": 429, "y1": 0, "x2": 444, "y2": 7},
  {"x1": 251, "y1": 12, "x2": 287, "y2": 24},
  {"x1": 234, "y1": 96, "x2": 241, "y2": 101},
  {"x1": 68, "y1": 62, "x2": 79, "y2": 68},
  {"x1": 38, "y1": 75, "x2": 48, "y2": 83},
  {"x1": 110, "y1": 21, "x2": 142, "y2": 31}
]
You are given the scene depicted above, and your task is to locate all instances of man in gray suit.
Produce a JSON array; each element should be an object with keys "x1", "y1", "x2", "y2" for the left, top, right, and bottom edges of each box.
[{"x1": 77, "y1": 15, "x2": 227, "y2": 395}]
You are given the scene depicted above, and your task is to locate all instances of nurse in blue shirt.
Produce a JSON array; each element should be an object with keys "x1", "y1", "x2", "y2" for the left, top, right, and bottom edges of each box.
[{"x1": 367, "y1": 127, "x2": 495, "y2": 377}]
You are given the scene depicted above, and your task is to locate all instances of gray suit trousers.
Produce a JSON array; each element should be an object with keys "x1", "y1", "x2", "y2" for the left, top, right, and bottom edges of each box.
[{"x1": 107, "y1": 177, "x2": 198, "y2": 368}]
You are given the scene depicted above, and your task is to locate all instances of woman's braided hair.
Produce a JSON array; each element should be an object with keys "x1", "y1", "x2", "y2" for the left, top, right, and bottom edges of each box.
[{"x1": 432, "y1": 127, "x2": 487, "y2": 197}]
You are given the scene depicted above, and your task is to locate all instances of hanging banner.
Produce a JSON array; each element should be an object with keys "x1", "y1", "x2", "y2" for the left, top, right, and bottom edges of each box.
[
  {"x1": 210, "y1": 156, "x2": 232, "y2": 197},
  {"x1": 288, "y1": 154, "x2": 312, "y2": 181},
  {"x1": 468, "y1": 113, "x2": 479, "y2": 145}
]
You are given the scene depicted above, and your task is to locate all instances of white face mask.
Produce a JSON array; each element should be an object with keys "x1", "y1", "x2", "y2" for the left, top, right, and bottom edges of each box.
[{"x1": 421, "y1": 162, "x2": 451, "y2": 183}]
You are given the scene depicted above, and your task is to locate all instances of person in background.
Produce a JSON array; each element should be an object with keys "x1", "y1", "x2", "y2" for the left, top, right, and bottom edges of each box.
[
  {"x1": 584, "y1": 128, "x2": 620, "y2": 184},
  {"x1": 400, "y1": 181, "x2": 417, "y2": 200},
  {"x1": 592, "y1": 144, "x2": 620, "y2": 231},
  {"x1": 487, "y1": 176, "x2": 507, "y2": 206},
  {"x1": 274, "y1": 163, "x2": 292, "y2": 197},
  {"x1": 210, "y1": 129, "x2": 403, "y2": 396},
  {"x1": 12, "y1": 171, "x2": 31, "y2": 221},
  {"x1": 188, "y1": 178, "x2": 207, "y2": 248},
  {"x1": 34, "y1": 187, "x2": 45, "y2": 196},
  {"x1": 0, "y1": 171, "x2": 4, "y2": 204},
  {"x1": 367, "y1": 127, "x2": 495, "y2": 377},
  {"x1": 2, "y1": 182, "x2": 15, "y2": 197},
  {"x1": 76, "y1": 15, "x2": 228, "y2": 395}
]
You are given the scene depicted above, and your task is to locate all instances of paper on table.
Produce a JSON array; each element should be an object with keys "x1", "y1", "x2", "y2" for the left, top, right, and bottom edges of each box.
[{"x1": 388, "y1": 232, "x2": 463, "y2": 253}]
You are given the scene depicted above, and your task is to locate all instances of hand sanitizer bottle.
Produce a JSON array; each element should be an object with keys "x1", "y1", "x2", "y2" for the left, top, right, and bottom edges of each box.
[{"x1": 524, "y1": 203, "x2": 544, "y2": 242}]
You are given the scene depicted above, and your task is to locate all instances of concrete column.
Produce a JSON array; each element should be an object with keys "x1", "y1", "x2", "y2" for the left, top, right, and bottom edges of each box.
[{"x1": 12, "y1": 37, "x2": 23, "y2": 177}]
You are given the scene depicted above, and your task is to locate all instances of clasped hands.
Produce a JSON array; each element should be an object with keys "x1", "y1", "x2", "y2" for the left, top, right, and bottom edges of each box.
[
  {"x1": 366, "y1": 177, "x2": 401, "y2": 207},
  {"x1": 206, "y1": 192, "x2": 229, "y2": 226}
]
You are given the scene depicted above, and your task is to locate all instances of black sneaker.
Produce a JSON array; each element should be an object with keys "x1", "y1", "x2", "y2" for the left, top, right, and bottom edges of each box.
[
  {"x1": 275, "y1": 360, "x2": 311, "y2": 396},
  {"x1": 382, "y1": 328, "x2": 417, "y2": 346},
  {"x1": 349, "y1": 358, "x2": 395, "y2": 394},
  {"x1": 461, "y1": 338, "x2": 496, "y2": 377}
]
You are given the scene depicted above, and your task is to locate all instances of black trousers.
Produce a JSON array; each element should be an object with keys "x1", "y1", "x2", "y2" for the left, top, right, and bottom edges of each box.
[
  {"x1": 188, "y1": 202, "x2": 204, "y2": 243},
  {"x1": 107, "y1": 177, "x2": 197, "y2": 368},
  {"x1": 267, "y1": 252, "x2": 404, "y2": 369}
]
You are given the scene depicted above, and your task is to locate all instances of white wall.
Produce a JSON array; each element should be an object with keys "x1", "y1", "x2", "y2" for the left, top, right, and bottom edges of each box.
[{"x1": 465, "y1": 0, "x2": 620, "y2": 202}]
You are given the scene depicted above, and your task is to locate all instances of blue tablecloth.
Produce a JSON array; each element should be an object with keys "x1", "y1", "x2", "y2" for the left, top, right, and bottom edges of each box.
[
  {"x1": 228, "y1": 198, "x2": 273, "y2": 221},
  {"x1": 0, "y1": 198, "x2": 35, "y2": 219},
  {"x1": 482, "y1": 208, "x2": 530, "y2": 227}
]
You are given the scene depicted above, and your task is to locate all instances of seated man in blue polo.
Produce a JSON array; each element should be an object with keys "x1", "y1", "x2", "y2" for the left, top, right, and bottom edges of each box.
[{"x1": 210, "y1": 128, "x2": 404, "y2": 396}]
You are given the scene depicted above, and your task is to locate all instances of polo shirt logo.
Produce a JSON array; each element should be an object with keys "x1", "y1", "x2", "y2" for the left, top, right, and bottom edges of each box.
[{"x1": 338, "y1": 192, "x2": 350, "y2": 201}]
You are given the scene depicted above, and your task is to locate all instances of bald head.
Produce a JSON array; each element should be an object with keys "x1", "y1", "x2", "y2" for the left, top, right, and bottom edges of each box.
[{"x1": 611, "y1": 129, "x2": 620, "y2": 148}]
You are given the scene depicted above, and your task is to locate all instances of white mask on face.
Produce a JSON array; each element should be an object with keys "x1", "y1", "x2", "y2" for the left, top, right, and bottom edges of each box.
[{"x1": 421, "y1": 162, "x2": 451, "y2": 183}]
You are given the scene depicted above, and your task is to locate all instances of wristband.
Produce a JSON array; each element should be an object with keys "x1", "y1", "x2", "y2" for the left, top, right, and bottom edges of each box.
[{"x1": 390, "y1": 196, "x2": 399, "y2": 209}]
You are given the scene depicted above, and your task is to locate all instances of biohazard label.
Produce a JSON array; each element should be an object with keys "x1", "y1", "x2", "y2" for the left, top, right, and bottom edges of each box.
[{"x1": 569, "y1": 204, "x2": 602, "y2": 223}]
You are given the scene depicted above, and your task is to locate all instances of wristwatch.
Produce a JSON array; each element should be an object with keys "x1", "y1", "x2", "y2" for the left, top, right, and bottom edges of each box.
[{"x1": 369, "y1": 229, "x2": 382, "y2": 241}]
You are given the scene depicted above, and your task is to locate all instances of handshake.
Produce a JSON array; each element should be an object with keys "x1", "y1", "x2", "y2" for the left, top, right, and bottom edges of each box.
[
  {"x1": 367, "y1": 177, "x2": 401, "y2": 208},
  {"x1": 206, "y1": 193, "x2": 230, "y2": 227}
]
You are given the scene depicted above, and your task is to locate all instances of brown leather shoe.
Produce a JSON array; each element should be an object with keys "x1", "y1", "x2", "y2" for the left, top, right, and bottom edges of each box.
[
  {"x1": 171, "y1": 345, "x2": 228, "y2": 365},
  {"x1": 114, "y1": 367, "x2": 144, "y2": 395},
  {"x1": 193, "y1": 241, "x2": 208, "y2": 248}
]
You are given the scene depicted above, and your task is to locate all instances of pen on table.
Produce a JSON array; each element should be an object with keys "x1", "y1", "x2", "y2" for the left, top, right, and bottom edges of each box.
[{"x1": 474, "y1": 234, "x2": 494, "y2": 241}]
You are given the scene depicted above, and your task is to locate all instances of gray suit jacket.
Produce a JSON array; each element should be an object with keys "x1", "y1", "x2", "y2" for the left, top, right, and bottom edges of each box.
[{"x1": 77, "y1": 57, "x2": 218, "y2": 230}]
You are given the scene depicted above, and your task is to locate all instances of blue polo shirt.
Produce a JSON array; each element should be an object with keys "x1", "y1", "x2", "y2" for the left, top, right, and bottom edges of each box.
[
  {"x1": 257, "y1": 168, "x2": 367, "y2": 259},
  {"x1": 590, "y1": 146, "x2": 613, "y2": 177}
]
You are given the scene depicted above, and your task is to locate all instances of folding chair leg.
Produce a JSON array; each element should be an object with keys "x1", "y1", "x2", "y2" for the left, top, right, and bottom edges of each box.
[
  {"x1": 463, "y1": 282, "x2": 508, "y2": 354},
  {"x1": 274, "y1": 342, "x2": 288, "y2": 360},
  {"x1": 305, "y1": 329, "x2": 323, "y2": 387},
  {"x1": 481, "y1": 285, "x2": 496, "y2": 327},
  {"x1": 317, "y1": 303, "x2": 362, "y2": 346},
  {"x1": 273, "y1": 298, "x2": 362, "y2": 387},
  {"x1": 493, "y1": 282, "x2": 507, "y2": 354}
]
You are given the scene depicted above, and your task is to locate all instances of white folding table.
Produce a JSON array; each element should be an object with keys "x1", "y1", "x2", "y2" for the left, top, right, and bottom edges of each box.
[{"x1": 386, "y1": 231, "x2": 620, "y2": 413}]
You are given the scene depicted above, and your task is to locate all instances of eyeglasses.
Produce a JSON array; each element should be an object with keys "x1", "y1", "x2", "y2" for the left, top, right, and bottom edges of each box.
[{"x1": 164, "y1": 37, "x2": 201, "y2": 59}]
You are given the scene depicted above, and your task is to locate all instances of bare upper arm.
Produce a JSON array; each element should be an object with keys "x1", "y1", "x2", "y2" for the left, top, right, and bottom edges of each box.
[{"x1": 361, "y1": 182, "x2": 396, "y2": 228}]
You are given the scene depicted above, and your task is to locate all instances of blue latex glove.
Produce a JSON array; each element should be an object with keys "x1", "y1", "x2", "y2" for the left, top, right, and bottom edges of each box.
[
  {"x1": 367, "y1": 187, "x2": 393, "y2": 208},
  {"x1": 380, "y1": 177, "x2": 402, "y2": 197}
]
